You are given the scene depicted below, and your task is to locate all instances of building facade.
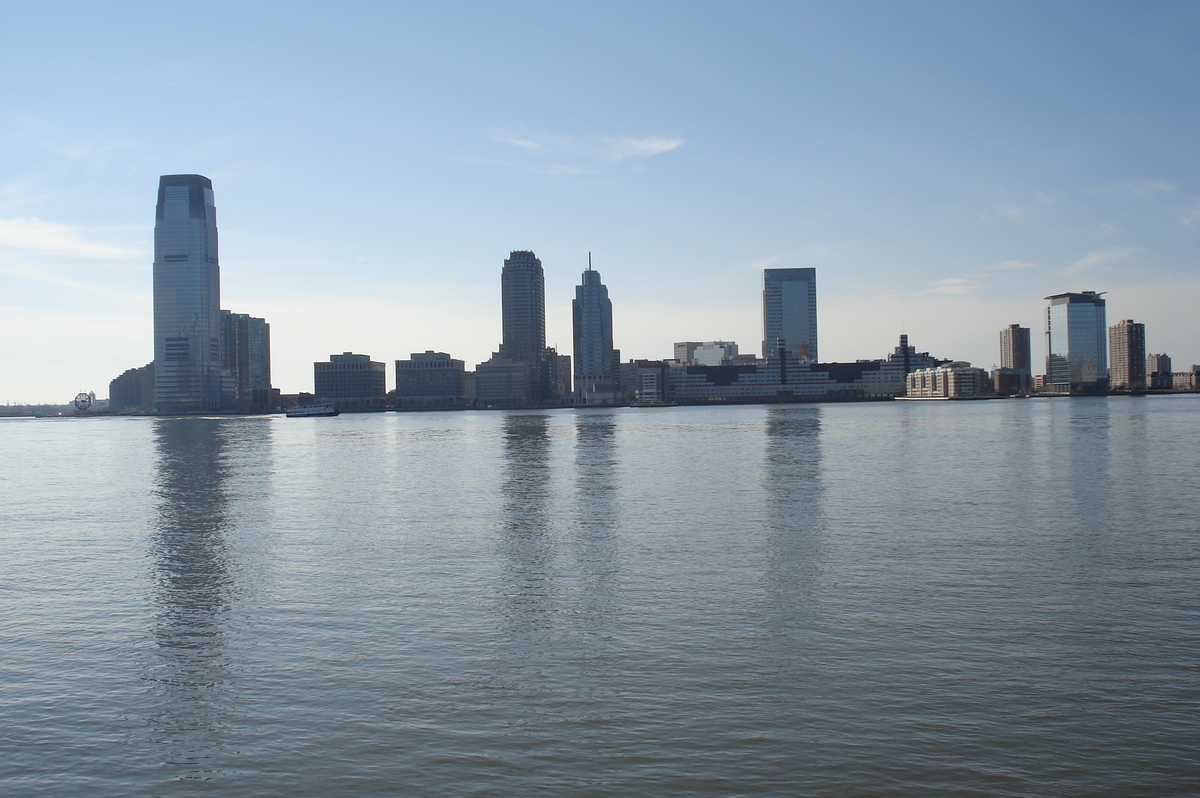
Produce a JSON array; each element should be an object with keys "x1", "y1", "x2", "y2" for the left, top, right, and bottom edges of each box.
[
  {"x1": 999, "y1": 324, "x2": 1032, "y2": 373},
  {"x1": 220, "y1": 310, "x2": 272, "y2": 410},
  {"x1": 395, "y1": 351, "x2": 466, "y2": 409},
  {"x1": 478, "y1": 250, "x2": 550, "y2": 406},
  {"x1": 572, "y1": 262, "x2": 615, "y2": 404},
  {"x1": 906, "y1": 363, "x2": 992, "y2": 398},
  {"x1": 1147, "y1": 353, "x2": 1173, "y2": 389},
  {"x1": 763, "y1": 267, "x2": 818, "y2": 362},
  {"x1": 314, "y1": 352, "x2": 387, "y2": 409},
  {"x1": 1108, "y1": 319, "x2": 1146, "y2": 390},
  {"x1": 152, "y1": 174, "x2": 233, "y2": 413},
  {"x1": 109, "y1": 362, "x2": 155, "y2": 412},
  {"x1": 1045, "y1": 291, "x2": 1108, "y2": 393}
]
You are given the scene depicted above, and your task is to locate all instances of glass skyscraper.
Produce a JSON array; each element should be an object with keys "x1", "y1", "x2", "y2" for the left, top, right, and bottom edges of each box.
[
  {"x1": 153, "y1": 174, "x2": 231, "y2": 413},
  {"x1": 572, "y1": 258, "x2": 615, "y2": 404},
  {"x1": 1045, "y1": 291, "x2": 1108, "y2": 393},
  {"x1": 763, "y1": 268, "x2": 818, "y2": 361}
]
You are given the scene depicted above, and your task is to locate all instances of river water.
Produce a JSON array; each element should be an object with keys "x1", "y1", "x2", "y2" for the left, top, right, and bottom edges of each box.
[{"x1": 2, "y1": 397, "x2": 1198, "y2": 796}]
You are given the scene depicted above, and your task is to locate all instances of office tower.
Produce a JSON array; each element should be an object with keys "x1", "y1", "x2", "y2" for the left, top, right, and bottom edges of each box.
[
  {"x1": 572, "y1": 258, "x2": 615, "y2": 403},
  {"x1": 395, "y1": 351, "x2": 466, "y2": 409},
  {"x1": 763, "y1": 268, "x2": 818, "y2": 362},
  {"x1": 221, "y1": 310, "x2": 272, "y2": 410},
  {"x1": 153, "y1": 174, "x2": 232, "y2": 412},
  {"x1": 1108, "y1": 319, "x2": 1146, "y2": 390},
  {"x1": 500, "y1": 250, "x2": 546, "y2": 363},
  {"x1": 999, "y1": 324, "x2": 1032, "y2": 372},
  {"x1": 692, "y1": 341, "x2": 739, "y2": 366},
  {"x1": 674, "y1": 342, "x2": 702, "y2": 364},
  {"x1": 314, "y1": 352, "x2": 387, "y2": 409},
  {"x1": 1147, "y1": 353, "x2": 1173, "y2": 389},
  {"x1": 478, "y1": 250, "x2": 549, "y2": 407},
  {"x1": 1045, "y1": 291, "x2": 1108, "y2": 393}
]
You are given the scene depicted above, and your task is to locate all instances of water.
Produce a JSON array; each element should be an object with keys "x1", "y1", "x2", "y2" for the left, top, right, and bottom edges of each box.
[{"x1": 2, "y1": 398, "x2": 1198, "y2": 796}]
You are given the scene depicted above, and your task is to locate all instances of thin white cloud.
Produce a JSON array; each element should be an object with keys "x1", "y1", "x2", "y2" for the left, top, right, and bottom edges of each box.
[
  {"x1": 491, "y1": 131, "x2": 684, "y2": 175},
  {"x1": 995, "y1": 204, "x2": 1027, "y2": 222},
  {"x1": 0, "y1": 264, "x2": 148, "y2": 304},
  {"x1": 746, "y1": 256, "x2": 780, "y2": 271},
  {"x1": 1097, "y1": 179, "x2": 1175, "y2": 198},
  {"x1": 1066, "y1": 246, "x2": 1137, "y2": 274},
  {"x1": 0, "y1": 218, "x2": 138, "y2": 259},
  {"x1": 599, "y1": 136, "x2": 684, "y2": 162},
  {"x1": 987, "y1": 260, "x2": 1036, "y2": 271},
  {"x1": 910, "y1": 278, "x2": 977, "y2": 297}
]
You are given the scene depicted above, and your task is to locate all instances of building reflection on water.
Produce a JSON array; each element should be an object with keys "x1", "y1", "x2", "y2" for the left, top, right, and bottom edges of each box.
[
  {"x1": 145, "y1": 417, "x2": 237, "y2": 779},
  {"x1": 570, "y1": 410, "x2": 620, "y2": 622},
  {"x1": 497, "y1": 413, "x2": 556, "y2": 631},
  {"x1": 762, "y1": 407, "x2": 825, "y2": 613}
]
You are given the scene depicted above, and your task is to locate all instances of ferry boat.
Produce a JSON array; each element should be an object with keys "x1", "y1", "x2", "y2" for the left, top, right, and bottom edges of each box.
[{"x1": 285, "y1": 404, "x2": 340, "y2": 418}]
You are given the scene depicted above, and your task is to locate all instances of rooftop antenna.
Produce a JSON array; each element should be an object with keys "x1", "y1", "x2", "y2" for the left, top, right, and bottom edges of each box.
[{"x1": 588, "y1": 251, "x2": 592, "y2": 271}]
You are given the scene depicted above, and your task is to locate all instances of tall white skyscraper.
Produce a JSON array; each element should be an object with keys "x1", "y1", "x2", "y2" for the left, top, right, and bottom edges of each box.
[
  {"x1": 153, "y1": 174, "x2": 230, "y2": 413},
  {"x1": 763, "y1": 267, "x2": 817, "y2": 361}
]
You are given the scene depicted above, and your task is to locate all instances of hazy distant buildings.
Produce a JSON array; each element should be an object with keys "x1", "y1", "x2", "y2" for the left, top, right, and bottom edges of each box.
[
  {"x1": 1045, "y1": 291, "x2": 1108, "y2": 393},
  {"x1": 572, "y1": 261, "x2": 615, "y2": 404},
  {"x1": 395, "y1": 351, "x2": 466, "y2": 409},
  {"x1": 221, "y1": 310, "x2": 271, "y2": 410},
  {"x1": 109, "y1": 362, "x2": 155, "y2": 412},
  {"x1": 1108, "y1": 319, "x2": 1146, "y2": 390},
  {"x1": 763, "y1": 268, "x2": 818, "y2": 362},
  {"x1": 674, "y1": 341, "x2": 739, "y2": 366},
  {"x1": 153, "y1": 174, "x2": 233, "y2": 412},
  {"x1": 315, "y1": 352, "x2": 386, "y2": 409},
  {"x1": 1147, "y1": 353, "x2": 1173, "y2": 389}
]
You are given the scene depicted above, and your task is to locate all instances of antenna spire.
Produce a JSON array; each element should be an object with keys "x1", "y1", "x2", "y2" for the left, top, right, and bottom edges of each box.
[{"x1": 588, "y1": 251, "x2": 592, "y2": 271}]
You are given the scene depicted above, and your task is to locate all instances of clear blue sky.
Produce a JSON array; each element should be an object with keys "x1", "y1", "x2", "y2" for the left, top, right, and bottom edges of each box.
[{"x1": 2, "y1": 1, "x2": 1197, "y2": 402}]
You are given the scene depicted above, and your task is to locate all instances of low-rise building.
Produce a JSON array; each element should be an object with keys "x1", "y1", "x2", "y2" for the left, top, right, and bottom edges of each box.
[
  {"x1": 109, "y1": 362, "x2": 155, "y2": 412},
  {"x1": 314, "y1": 352, "x2": 387, "y2": 409},
  {"x1": 395, "y1": 351, "x2": 467, "y2": 410},
  {"x1": 1147, "y1": 353, "x2": 1173, "y2": 389},
  {"x1": 907, "y1": 363, "x2": 992, "y2": 398}
]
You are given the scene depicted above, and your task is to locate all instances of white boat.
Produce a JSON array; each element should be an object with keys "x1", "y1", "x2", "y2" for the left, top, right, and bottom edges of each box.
[{"x1": 285, "y1": 404, "x2": 340, "y2": 418}]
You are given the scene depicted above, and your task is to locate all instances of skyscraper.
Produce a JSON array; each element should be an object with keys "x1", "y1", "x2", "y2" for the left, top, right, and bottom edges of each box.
[
  {"x1": 221, "y1": 310, "x2": 272, "y2": 410},
  {"x1": 999, "y1": 324, "x2": 1032, "y2": 373},
  {"x1": 500, "y1": 250, "x2": 546, "y2": 364},
  {"x1": 763, "y1": 268, "x2": 817, "y2": 361},
  {"x1": 572, "y1": 256, "x2": 615, "y2": 404},
  {"x1": 1045, "y1": 291, "x2": 1108, "y2": 393},
  {"x1": 1108, "y1": 319, "x2": 1146, "y2": 390},
  {"x1": 153, "y1": 174, "x2": 231, "y2": 413}
]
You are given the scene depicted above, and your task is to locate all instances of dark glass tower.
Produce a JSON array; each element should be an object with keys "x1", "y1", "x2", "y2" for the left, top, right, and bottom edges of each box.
[
  {"x1": 572, "y1": 256, "x2": 615, "y2": 403},
  {"x1": 763, "y1": 268, "x2": 818, "y2": 361},
  {"x1": 500, "y1": 250, "x2": 546, "y2": 363},
  {"x1": 1045, "y1": 291, "x2": 1108, "y2": 393},
  {"x1": 153, "y1": 174, "x2": 230, "y2": 413}
]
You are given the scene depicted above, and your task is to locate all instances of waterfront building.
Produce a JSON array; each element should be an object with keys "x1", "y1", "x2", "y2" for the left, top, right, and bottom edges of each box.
[
  {"x1": 1108, "y1": 319, "x2": 1146, "y2": 390},
  {"x1": 314, "y1": 352, "x2": 387, "y2": 409},
  {"x1": 572, "y1": 260, "x2": 615, "y2": 404},
  {"x1": 477, "y1": 250, "x2": 550, "y2": 406},
  {"x1": 762, "y1": 267, "x2": 818, "y2": 362},
  {"x1": 1147, "y1": 353, "x2": 1173, "y2": 389},
  {"x1": 395, "y1": 351, "x2": 466, "y2": 409},
  {"x1": 1172, "y1": 369, "x2": 1199, "y2": 391},
  {"x1": 673, "y1": 342, "x2": 702, "y2": 364},
  {"x1": 993, "y1": 368, "x2": 1031, "y2": 395},
  {"x1": 907, "y1": 363, "x2": 992, "y2": 398},
  {"x1": 152, "y1": 174, "x2": 234, "y2": 413},
  {"x1": 668, "y1": 335, "x2": 944, "y2": 404},
  {"x1": 109, "y1": 362, "x2": 155, "y2": 412},
  {"x1": 547, "y1": 348, "x2": 572, "y2": 404},
  {"x1": 1045, "y1": 291, "x2": 1108, "y2": 393},
  {"x1": 692, "y1": 341, "x2": 739, "y2": 366},
  {"x1": 999, "y1": 324, "x2": 1032, "y2": 373},
  {"x1": 221, "y1": 310, "x2": 272, "y2": 410}
]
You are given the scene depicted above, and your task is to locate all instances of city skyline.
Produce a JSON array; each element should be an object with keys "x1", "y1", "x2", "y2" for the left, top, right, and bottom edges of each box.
[{"x1": 2, "y1": 3, "x2": 1199, "y2": 402}]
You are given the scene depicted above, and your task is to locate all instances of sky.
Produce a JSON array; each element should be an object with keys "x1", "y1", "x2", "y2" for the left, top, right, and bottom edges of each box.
[{"x1": 1, "y1": 1, "x2": 1198, "y2": 402}]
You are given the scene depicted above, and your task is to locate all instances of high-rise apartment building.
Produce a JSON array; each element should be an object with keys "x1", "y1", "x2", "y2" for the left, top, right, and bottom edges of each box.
[
  {"x1": 572, "y1": 259, "x2": 615, "y2": 404},
  {"x1": 1045, "y1": 291, "x2": 1108, "y2": 393},
  {"x1": 221, "y1": 310, "x2": 272, "y2": 410},
  {"x1": 999, "y1": 324, "x2": 1032, "y2": 373},
  {"x1": 763, "y1": 268, "x2": 818, "y2": 362},
  {"x1": 1108, "y1": 319, "x2": 1146, "y2": 390},
  {"x1": 153, "y1": 174, "x2": 232, "y2": 412}
]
